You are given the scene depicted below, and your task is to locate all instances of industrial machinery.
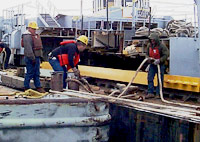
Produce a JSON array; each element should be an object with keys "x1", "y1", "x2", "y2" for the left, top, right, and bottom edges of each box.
[{"x1": 0, "y1": 0, "x2": 200, "y2": 94}]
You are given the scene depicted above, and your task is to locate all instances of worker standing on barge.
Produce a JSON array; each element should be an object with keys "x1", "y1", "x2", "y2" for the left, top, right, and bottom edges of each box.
[
  {"x1": 146, "y1": 33, "x2": 169, "y2": 99},
  {"x1": 48, "y1": 35, "x2": 88, "y2": 89},
  {"x1": 22, "y1": 21, "x2": 45, "y2": 93}
]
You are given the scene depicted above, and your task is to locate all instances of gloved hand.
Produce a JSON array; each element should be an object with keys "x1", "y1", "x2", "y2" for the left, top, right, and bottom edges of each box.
[
  {"x1": 147, "y1": 57, "x2": 154, "y2": 64},
  {"x1": 145, "y1": 64, "x2": 150, "y2": 72},
  {"x1": 153, "y1": 59, "x2": 160, "y2": 65},
  {"x1": 73, "y1": 68, "x2": 81, "y2": 78}
]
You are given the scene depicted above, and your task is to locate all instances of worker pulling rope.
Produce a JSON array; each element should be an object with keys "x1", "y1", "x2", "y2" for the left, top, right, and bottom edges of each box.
[
  {"x1": 117, "y1": 58, "x2": 149, "y2": 98},
  {"x1": 68, "y1": 57, "x2": 200, "y2": 109},
  {"x1": 117, "y1": 57, "x2": 200, "y2": 109}
]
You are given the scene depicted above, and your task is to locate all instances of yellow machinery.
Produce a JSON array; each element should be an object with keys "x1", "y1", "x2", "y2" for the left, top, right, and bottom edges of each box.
[{"x1": 41, "y1": 62, "x2": 200, "y2": 93}]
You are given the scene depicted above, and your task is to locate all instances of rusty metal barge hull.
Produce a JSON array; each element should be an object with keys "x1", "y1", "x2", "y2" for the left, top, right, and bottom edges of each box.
[{"x1": 0, "y1": 95, "x2": 110, "y2": 129}]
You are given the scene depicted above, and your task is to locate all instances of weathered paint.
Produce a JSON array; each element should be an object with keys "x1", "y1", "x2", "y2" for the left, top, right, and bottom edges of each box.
[
  {"x1": 0, "y1": 126, "x2": 109, "y2": 142},
  {"x1": 0, "y1": 115, "x2": 110, "y2": 128},
  {"x1": 54, "y1": 89, "x2": 200, "y2": 123},
  {"x1": 0, "y1": 94, "x2": 110, "y2": 128}
]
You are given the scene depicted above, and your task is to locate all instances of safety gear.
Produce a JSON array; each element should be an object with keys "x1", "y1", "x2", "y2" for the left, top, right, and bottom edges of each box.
[
  {"x1": 73, "y1": 69, "x2": 81, "y2": 78},
  {"x1": 21, "y1": 31, "x2": 43, "y2": 57},
  {"x1": 145, "y1": 64, "x2": 150, "y2": 72},
  {"x1": 145, "y1": 93, "x2": 155, "y2": 99},
  {"x1": 77, "y1": 35, "x2": 88, "y2": 45},
  {"x1": 155, "y1": 95, "x2": 160, "y2": 99},
  {"x1": 153, "y1": 59, "x2": 160, "y2": 65},
  {"x1": 28, "y1": 21, "x2": 39, "y2": 30},
  {"x1": 58, "y1": 53, "x2": 80, "y2": 70},
  {"x1": 147, "y1": 57, "x2": 154, "y2": 64},
  {"x1": 21, "y1": 32, "x2": 43, "y2": 49},
  {"x1": 148, "y1": 33, "x2": 159, "y2": 40},
  {"x1": 32, "y1": 34, "x2": 43, "y2": 50},
  {"x1": 57, "y1": 40, "x2": 80, "y2": 70},
  {"x1": 36, "y1": 87, "x2": 46, "y2": 93},
  {"x1": 60, "y1": 40, "x2": 76, "y2": 45},
  {"x1": 0, "y1": 43, "x2": 5, "y2": 53},
  {"x1": 149, "y1": 46, "x2": 160, "y2": 59},
  {"x1": 0, "y1": 47, "x2": 3, "y2": 53}
]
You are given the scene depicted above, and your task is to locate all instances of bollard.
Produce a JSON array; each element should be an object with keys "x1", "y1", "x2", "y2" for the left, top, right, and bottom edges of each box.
[{"x1": 50, "y1": 71, "x2": 63, "y2": 92}]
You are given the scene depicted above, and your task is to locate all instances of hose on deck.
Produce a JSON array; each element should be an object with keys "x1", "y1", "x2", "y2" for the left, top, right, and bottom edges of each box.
[
  {"x1": 117, "y1": 58, "x2": 149, "y2": 98},
  {"x1": 67, "y1": 58, "x2": 200, "y2": 109},
  {"x1": 157, "y1": 64, "x2": 199, "y2": 109},
  {"x1": 117, "y1": 57, "x2": 200, "y2": 109},
  {"x1": 66, "y1": 78, "x2": 93, "y2": 93}
]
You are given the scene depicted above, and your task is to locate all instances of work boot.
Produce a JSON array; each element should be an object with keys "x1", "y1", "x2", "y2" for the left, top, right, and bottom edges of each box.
[
  {"x1": 36, "y1": 87, "x2": 46, "y2": 93},
  {"x1": 145, "y1": 93, "x2": 155, "y2": 99},
  {"x1": 24, "y1": 87, "x2": 29, "y2": 92},
  {"x1": 155, "y1": 94, "x2": 160, "y2": 99}
]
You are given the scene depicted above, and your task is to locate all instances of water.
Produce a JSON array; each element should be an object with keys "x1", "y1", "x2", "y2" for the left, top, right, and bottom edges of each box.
[{"x1": 108, "y1": 104, "x2": 200, "y2": 142}]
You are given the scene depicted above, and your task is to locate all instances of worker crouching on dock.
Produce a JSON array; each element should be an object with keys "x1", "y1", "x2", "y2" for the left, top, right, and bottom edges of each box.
[
  {"x1": 21, "y1": 21, "x2": 45, "y2": 93},
  {"x1": 146, "y1": 33, "x2": 169, "y2": 99},
  {"x1": 48, "y1": 35, "x2": 88, "y2": 89}
]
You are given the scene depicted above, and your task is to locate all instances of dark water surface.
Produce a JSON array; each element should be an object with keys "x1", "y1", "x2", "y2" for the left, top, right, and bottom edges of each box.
[{"x1": 108, "y1": 104, "x2": 200, "y2": 142}]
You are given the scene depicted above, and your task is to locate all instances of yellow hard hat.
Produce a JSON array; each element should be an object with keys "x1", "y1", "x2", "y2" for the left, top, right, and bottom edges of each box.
[
  {"x1": 28, "y1": 21, "x2": 39, "y2": 30},
  {"x1": 77, "y1": 35, "x2": 88, "y2": 45}
]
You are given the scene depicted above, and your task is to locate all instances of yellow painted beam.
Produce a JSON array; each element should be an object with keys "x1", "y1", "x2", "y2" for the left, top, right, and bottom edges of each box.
[{"x1": 41, "y1": 62, "x2": 200, "y2": 93}]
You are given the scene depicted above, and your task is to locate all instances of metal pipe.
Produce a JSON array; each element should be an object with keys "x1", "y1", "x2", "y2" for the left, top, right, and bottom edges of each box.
[
  {"x1": 194, "y1": 3, "x2": 197, "y2": 40},
  {"x1": 194, "y1": 0, "x2": 200, "y2": 64},
  {"x1": 106, "y1": 0, "x2": 109, "y2": 48},
  {"x1": 88, "y1": 20, "x2": 90, "y2": 40},
  {"x1": 106, "y1": 0, "x2": 109, "y2": 29},
  {"x1": 0, "y1": 115, "x2": 111, "y2": 129},
  {"x1": 195, "y1": 0, "x2": 200, "y2": 38},
  {"x1": 80, "y1": 0, "x2": 83, "y2": 32},
  {"x1": 132, "y1": 0, "x2": 136, "y2": 35},
  {"x1": 148, "y1": 7, "x2": 151, "y2": 36}
]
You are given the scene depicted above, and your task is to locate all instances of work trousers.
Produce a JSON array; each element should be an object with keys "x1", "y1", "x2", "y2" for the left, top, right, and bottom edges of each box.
[
  {"x1": 49, "y1": 58, "x2": 67, "y2": 89},
  {"x1": 24, "y1": 57, "x2": 41, "y2": 89},
  {"x1": 147, "y1": 64, "x2": 165, "y2": 95}
]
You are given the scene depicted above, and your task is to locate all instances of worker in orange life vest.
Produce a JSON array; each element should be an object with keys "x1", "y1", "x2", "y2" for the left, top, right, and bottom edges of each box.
[
  {"x1": 48, "y1": 35, "x2": 88, "y2": 88},
  {"x1": 146, "y1": 33, "x2": 169, "y2": 99}
]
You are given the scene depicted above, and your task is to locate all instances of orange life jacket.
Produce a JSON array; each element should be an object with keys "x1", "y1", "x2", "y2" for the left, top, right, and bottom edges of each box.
[
  {"x1": 149, "y1": 46, "x2": 160, "y2": 59},
  {"x1": 57, "y1": 40, "x2": 80, "y2": 70},
  {"x1": 0, "y1": 47, "x2": 3, "y2": 53},
  {"x1": 60, "y1": 40, "x2": 76, "y2": 45},
  {"x1": 21, "y1": 34, "x2": 43, "y2": 50}
]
